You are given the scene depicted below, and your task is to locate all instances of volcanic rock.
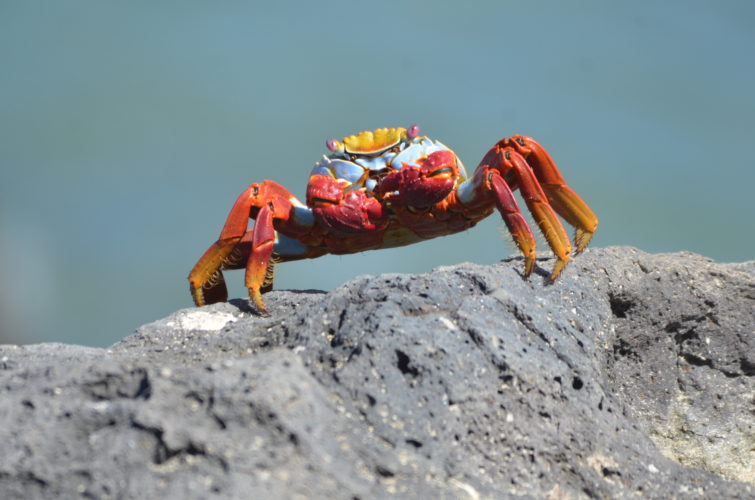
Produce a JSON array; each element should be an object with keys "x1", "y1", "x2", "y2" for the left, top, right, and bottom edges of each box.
[{"x1": 0, "y1": 247, "x2": 753, "y2": 498}]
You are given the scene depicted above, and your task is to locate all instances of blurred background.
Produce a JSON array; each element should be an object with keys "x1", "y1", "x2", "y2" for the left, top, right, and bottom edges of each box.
[{"x1": 1, "y1": 1, "x2": 753, "y2": 347}]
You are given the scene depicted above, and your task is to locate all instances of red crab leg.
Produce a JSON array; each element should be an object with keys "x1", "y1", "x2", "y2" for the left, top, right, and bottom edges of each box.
[
  {"x1": 189, "y1": 181, "x2": 298, "y2": 312},
  {"x1": 504, "y1": 136, "x2": 598, "y2": 253},
  {"x1": 245, "y1": 203, "x2": 276, "y2": 315},
  {"x1": 189, "y1": 186, "x2": 258, "y2": 306},
  {"x1": 484, "y1": 146, "x2": 573, "y2": 280},
  {"x1": 488, "y1": 171, "x2": 537, "y2": 277}
]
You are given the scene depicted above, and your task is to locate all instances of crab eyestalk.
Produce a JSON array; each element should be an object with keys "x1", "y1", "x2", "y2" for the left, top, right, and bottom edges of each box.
[{"x1": 325, "y1": 137, "x2": 343, "y2": 154}]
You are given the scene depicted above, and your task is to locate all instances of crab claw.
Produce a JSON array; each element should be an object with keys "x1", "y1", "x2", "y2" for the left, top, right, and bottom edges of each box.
[
  {"x1": 307, "y1": 174, "x2": 389, "y2": 233},
  {"x1": 378, "y1": 150, "x2": 458, "y2": 207}
]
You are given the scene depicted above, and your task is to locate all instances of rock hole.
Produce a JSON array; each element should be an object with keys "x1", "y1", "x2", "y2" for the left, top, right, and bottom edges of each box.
[
  {"x1": 602, "y1": 467, "x2": 621, "y2": 477},
  {"x1": 740, "y1": 357, "x2": 755, "y2": 376},
  {"x1": 609, "y1": 293, "x2": 633, "y2": 318},
  {"x1": 395, "y1": 350, "x2": 420, "y2": 378},
  {"x1": 135, "y1": 371, "x2": 152, "y2": 400},
  {"x1": 572, "y1": 376, "x2": 584, "y2": 390},
  {"x1": 681, "y1": 353, "x2": 713, "y2": 369},
  {"x1": 375, "y1": 465, "x2": 395, "y2": 477}
]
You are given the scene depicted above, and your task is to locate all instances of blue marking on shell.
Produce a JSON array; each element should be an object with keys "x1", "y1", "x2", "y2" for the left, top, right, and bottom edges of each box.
[
  {"x1": 456, "y1": 177, "x2": 476, "y2": 204},
  {"x1": 291, "y1": 203, "x2": 314, "y2": 227},
  {"x1": 311, "y1": 156, "x2": 366, "y2": 185},
  {"x1": 310, "y1": 165, "x2": 331, "y2": 177},
  {"x1": 354, "y1": 154, "x2": 391, "y2": 172},
  {"x1": 365, "y1": 179, "x2": 377, "y2": 192},
  {"x1": 390, "y1": 142, "x2": 424, "y2": 170},
  {"x1": 310, "y1": 156, "x2": 334, "y2": 177},
  {"x1": 274, "y1": 232, "x2": 309, "y2": 257},
  {"x1": 330, "y1": 159, "x2": 364, "y2": 184}
]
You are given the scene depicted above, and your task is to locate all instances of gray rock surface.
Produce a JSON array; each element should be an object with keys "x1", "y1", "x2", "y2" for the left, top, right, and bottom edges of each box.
[{"x1": 1, "y1": 246, "x2": 753, "y2": 499}]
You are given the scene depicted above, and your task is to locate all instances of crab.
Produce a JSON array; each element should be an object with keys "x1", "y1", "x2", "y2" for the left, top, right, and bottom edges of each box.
[{"x1": 189, "y1": 125, "x2": 598, "y2": 313}]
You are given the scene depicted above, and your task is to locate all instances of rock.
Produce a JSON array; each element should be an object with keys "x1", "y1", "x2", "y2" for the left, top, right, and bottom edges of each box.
[{"x1": 0, "y1": 246, "x2": 752, "y2": 499}]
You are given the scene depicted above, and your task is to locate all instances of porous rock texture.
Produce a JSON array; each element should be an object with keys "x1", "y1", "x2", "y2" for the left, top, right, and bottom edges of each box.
[{"x1": 1, "y1": 246, "x2": 753, "y2": 499}]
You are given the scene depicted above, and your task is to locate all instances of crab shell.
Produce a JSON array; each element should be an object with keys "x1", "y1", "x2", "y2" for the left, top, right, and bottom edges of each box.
[{"x1": 310, "y1": 131, "x2": 469, "y2": 199}]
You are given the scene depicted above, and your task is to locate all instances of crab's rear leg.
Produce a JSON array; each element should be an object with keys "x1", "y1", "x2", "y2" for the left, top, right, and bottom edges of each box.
[
  {"x1": 483, "y1": 146, "x2": 573, "y2": 280},
  {"x1": 487, "y1": 170, "x2": 537, "y2": 276},
  {"x1": 504, "y1": 136, "x2": 598, "y2": 253}
]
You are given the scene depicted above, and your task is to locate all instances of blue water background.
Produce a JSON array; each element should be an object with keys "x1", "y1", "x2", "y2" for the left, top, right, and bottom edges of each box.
[{"x1": 1, "y1": 1, "x2": 753, "y2": 346}]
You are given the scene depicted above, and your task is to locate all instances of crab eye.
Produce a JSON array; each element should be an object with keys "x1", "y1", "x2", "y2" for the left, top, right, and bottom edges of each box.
[
  {"x1": 326, "y1": 138, "x2": 339, "y2": 152},
  {"x1": 408, "y1": 125, "x2": 420, "y2": 139}
]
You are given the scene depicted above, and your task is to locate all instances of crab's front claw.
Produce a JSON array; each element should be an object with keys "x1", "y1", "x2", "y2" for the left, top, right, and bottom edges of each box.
[
  {"x1": 379, "y1": 150, "x2": 458, "y2": 207},
  {"x1": 308, "y1": 174, "x2": 389, "y2": 233},
  {"x1": 378, "y1": 168, "x2": 453, "y2": 206}
]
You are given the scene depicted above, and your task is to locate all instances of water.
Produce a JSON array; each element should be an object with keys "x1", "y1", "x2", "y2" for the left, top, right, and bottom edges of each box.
[{"x1": 1, "y1": 1, "x2": 753, "y2": 346}]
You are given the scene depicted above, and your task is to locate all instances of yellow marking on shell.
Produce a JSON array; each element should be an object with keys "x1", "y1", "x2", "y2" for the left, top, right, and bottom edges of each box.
[{"x1": 341, "y1": 127, "x2": 407, "y2": 154}]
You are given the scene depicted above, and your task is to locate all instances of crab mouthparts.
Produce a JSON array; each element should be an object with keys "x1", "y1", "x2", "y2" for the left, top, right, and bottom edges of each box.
[{"x1": 427, "y1": 167, "x2": 454, "y2": 177}]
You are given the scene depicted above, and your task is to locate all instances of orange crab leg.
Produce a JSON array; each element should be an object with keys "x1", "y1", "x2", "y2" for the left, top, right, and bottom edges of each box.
[
  {"x1": 488, "y1": 170, "x2": 537, "y2": 277},
  {"x1": 484, "y1": 146, "x2": 573, "y2": 280},
  {"x1": 189, "y1": 185, "x2": 258, "y2": 306},
  {"x1": 505, "y1": 136, "x2": 598, "y2": 253}
]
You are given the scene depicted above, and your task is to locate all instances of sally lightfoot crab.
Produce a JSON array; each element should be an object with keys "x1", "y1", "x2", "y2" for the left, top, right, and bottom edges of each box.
[{"x1": 189, "y1": 126, "x2": 598, "y2": 313}]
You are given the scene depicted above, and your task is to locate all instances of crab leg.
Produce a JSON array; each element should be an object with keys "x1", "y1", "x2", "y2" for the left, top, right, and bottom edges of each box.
[
  {"x1": 484, "y1": 146, "x2": 573, "y2": 280},
  {"x1": 488, "y1": 170, "x2": 537, "y2": 277},
  {"x1": 189, "y1": 185, "x2": 258, "y2": 306},
  {"x1": 244, "y1": 203, "x2": 276, "y2": 314},
  {"x1": 189, "y1": 181, "x2": 303, "y2": 312},
  {"x1": 505, "y1": 136, "x2": 598, "y2": 253}
]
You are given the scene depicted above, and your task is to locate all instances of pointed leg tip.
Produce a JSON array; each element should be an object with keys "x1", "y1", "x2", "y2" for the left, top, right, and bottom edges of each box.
[
  {"x1": 189, "y1": 269, "x2": 228, "y2": 306},
  {"x1": 523, "y1": 256, "x2": 535, "y2": 278},
  {"x1": 547, "y1": 256, "x2": 570, "y2": 282},
  {"x1": 189, "y1": 285, "x2": 206, "y2": 307},
  {"x1": 249, "y1": 289, "x2": 270, "y2": 316},
  {"x1": 252, "y1": 304, "x2": 271, "y2": 317},
  {"x1": 573, "y1": 228, "x2": 595, "y2": 255}
]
